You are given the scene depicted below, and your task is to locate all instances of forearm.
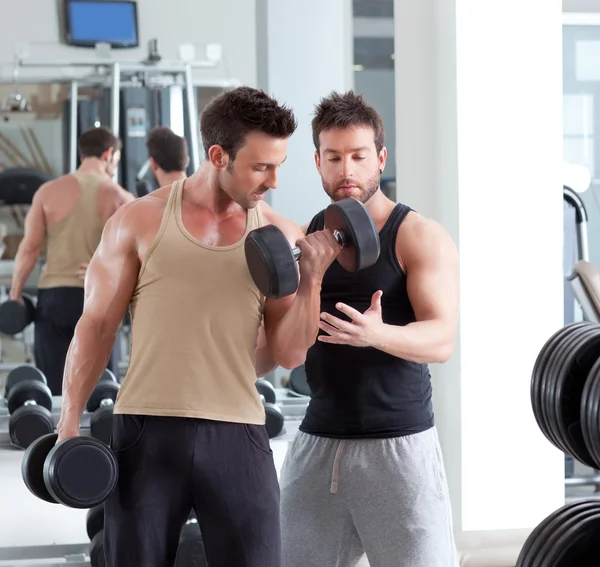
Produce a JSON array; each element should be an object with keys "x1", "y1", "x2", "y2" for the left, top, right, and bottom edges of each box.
[
  {"x1": 269, "y1": 280, "x2": 322, "y2": 369},
  {"x1": 254, "y1": 346, "x2": 278, "y2": 378},
  {"x1": 60, "y1": 317, "x2": 119, "y2": 421},
  {"x1": 376, "y1": 320, "x2": 455, "y2": 364},
  {"x1": 10, "y1": 245, "x2": 40, "y2": 298}
]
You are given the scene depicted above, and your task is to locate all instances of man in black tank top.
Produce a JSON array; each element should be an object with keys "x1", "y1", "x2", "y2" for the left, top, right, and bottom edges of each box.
[{"x1": 280, "y1": 92, "x2": 460, "y2": 567}]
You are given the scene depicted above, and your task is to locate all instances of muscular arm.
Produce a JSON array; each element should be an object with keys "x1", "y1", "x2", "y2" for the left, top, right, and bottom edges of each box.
[
  {"x1": 58, "y1": 206, "x2": 140, "y2": 436},
  {"x1": 378, "y1": 220, "x2": 459, "y2": 363},
  {"x1": 318, "y1": 217, "x2": 459, "y2": 364},
  {"x1": 9, "y1": 193, "x2": 46, "y2": 300}
]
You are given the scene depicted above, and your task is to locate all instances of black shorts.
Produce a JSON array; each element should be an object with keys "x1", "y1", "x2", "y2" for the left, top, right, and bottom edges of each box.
[
  {"x1": 34, "y1": 287, "x2": 121, "y2": 394},
  {"x1": 104, "y1": 415, "x2": 281, "y2": 567}
]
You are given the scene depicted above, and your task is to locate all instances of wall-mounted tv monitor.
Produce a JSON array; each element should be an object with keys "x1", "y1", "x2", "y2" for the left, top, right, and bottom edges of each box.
[{"x1": 63, "y1": 0, "x2": 139, "y2": 48}]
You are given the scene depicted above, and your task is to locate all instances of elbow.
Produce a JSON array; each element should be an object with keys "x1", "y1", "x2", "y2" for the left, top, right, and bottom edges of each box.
[
  {"x1": 274, "y1": 350, "x2": 307, "y2": 371},
  {"x1": 434, "y1": 340, "x2": 455, "y2": 364}
]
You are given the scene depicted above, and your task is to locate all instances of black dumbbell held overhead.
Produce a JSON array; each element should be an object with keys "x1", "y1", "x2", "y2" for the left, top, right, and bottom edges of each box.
[
  {"x1": 22, "y1": 433, "x2": 118, "y2": 509},
  {"x1": 245, "y1": 198, "x2": 380, "y2": 299},
  {"x1": 7, "y1": 367, "x2": 54, "y2": 449}
]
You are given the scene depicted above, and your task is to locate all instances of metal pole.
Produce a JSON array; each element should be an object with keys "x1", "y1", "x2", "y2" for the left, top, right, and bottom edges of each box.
[
  {"x1": 111, "y1": 62, "x2": 121, "y2": 137},
  {"x1": 563, "y1": 185, "x2": 590, "y2": 262},
  {"x1": 111, "y1": 63, "x2": 121, "y2": 183},
  {"x1": 184, "y1": 63, "x2": 201, "y2": 171},
  {"x1": 69, "y1": 81, "x2": 78, "y2": 172}
]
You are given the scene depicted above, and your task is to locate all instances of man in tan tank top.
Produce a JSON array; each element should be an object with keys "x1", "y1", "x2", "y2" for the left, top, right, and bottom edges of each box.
[
  {"x1": 56, "y1": 86, "x2": 344, "y2": 567},
  {"x1": 9, "y1": 127, "x2": 133, "y2": 394}
]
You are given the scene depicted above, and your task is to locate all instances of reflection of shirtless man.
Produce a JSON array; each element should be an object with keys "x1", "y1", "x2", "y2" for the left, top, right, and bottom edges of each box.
[
  {"x1": 56, "y1": 87, "x2": 341, "y2": 567},
  {"x1": 9, "y1": 127, "x2": 132, "y2": 393}
]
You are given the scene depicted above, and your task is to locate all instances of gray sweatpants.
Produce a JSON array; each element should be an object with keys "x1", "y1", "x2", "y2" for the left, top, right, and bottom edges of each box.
[{"x1": 280, "y1": 427, "x2": 458, "y2": 567}]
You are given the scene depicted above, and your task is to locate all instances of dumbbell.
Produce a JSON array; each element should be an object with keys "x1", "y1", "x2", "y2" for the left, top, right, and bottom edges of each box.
[
  {"x1": 4, "y1": 364, "x2": 46, "y2": 399},
  {"x1": 288, "y1": 364, "x2": 311, "y2": 397},
  {"x1": 7, "y1": 367, "x2": 54, "y2": 449},
  {"x1": 21, "y1": 432, "x2": 118, "y2": 509},
  {"x1": 87, "y1": 371, "x2": 120, "y2": 445},
  {"x1": 0, "y1": 295, "x2": 35, "y2": 335},
  {"x1": 86, "y1": 504, "x2": 105, "y2": 567},
  {"x1": 244, "y1": 197, "x2": 380, "y2": 299},
  {"x1": 255, "y1": 378, "x2": 284, "y2": 438}
]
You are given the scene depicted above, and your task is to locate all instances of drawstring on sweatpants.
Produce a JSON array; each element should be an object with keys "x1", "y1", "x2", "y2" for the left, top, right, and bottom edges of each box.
[{"x1": 330, "y1": 440, "x2": 346, "y2": 494}]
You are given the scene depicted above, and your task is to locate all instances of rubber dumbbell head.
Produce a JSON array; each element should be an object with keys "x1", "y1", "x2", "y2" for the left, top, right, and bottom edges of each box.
[
  {"x1": 245, "y1": 197, "x2": 380, "y2": 298},
  {"x1": 22, "y1": 433, "x2": 118, "y2": 509},
  {"x1": 99, "y1": 368, "x2": 117, "y2": 383},
  {"x1": 89, "y1": 529, "x2": 106, "y2": 567},
  {"x1": 0, "y1": 295, "x2": 35, "y2": 335},
  {"x1": 255, "y1": 378, "x2": 277, "y2": 404},
  {"x1": 258, "y1": 395, "x2": 285, "y2": 439},
  {"x1": 86, "y1": 504, "x2": 105, "y2": 541},
  {"x1": 8, "y1": 379, "x2": 53, "y2": 449},
  {"x1": 87, "y1": 381, "x2": 120, "y2": 445},
  {"x1": 5, "y1": 365, "x2": 47, "y2": 399}
]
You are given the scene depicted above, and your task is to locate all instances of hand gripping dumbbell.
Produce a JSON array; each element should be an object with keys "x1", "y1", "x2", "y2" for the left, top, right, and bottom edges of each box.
[
  {"x1": 0, "y1": 295, "x2": 35, "y2": 335},
  {"x1": 7, "y1": 367, "x2": 54, "y2": 449},
  {"x1": 87, "y1": 369, "x2": 120, "y2": 445},
  {"x1": 244, "y1": 197, "x2": 380, "y2": 299},
  {"x1": 22, "y1": 432, "x2": 118, "y2": 509},
  {"x1": 256, "y1": 378, "x2": 284, "y2": 438}
]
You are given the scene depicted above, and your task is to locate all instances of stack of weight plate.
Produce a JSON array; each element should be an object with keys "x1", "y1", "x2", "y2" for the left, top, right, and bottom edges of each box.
[
  {"x1": 516, "y1": 499, "x2": 600, "y2": 566},
  {"x1": 518, "y1": 321, "x2": 600, "y2": 566}
]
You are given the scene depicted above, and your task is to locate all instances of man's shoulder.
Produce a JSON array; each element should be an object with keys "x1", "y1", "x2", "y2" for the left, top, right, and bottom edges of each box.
[
  {"x1": 258, "y1": 201, "x2": 304, "y2": 241},
  {"x1": 396, "y1": 211, "x2": 457, "y2": 264}
]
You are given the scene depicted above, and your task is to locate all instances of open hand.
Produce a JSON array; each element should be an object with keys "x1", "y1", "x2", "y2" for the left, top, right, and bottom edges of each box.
[{"x1": 318, "y1": 290, "x2": 386, "y2": 348}]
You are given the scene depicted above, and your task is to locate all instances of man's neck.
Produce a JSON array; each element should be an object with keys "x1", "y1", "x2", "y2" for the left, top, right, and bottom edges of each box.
[
  {"x1": 156, "y1": 170, "x2": 187, "y2": 188},
  {"x1": 77, "y1": 158, "x2": 108, "y2": 177}
]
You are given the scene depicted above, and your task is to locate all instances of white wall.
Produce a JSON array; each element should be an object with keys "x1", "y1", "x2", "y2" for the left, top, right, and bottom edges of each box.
[
  {"x1": 0, "y1": 0, "x2": 256, "y2": 86},
  {"x1": 395, "y1": 0, "x2": 565, "y2": 532}
]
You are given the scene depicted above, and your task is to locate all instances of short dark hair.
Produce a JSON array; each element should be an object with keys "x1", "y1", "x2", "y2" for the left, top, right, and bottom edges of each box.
[
  {"x1": 78, "y1": 126, "x2": 121, "y2": 160},
  {"x1": 199, "y1": 86, "x2": 297, "y2": 162},
  {"x1": 312, "y1": 91, "x2": 384, "y2": 154},
  {"x1": 146, "y1": 126, "x2": 189, "y2": 172}
]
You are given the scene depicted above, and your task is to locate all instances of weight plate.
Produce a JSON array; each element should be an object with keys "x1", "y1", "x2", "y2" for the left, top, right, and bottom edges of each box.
[
  {"x1": 552, "y1": 325, "x2": 600, "y2": 464},
  {"x1": 9, "y1": 405, "x2": 54, "y2": 449},
  {"x1": 99, "y1": 369, "x2": 117, "y2": 383},
  {"x1": 530, "y1": 500, "x2": 600, "y2": 567},
  {"x1": 89, "y1": 529, "x2": 106, "y2": 567},
  {"x1": 90, "y1": 406, "x2": 114, "y2": 446},
  {"x1": 531, "y1": 323, "x2": 590, "y2": 448},
  {"x1": 0, "y1": 295, "x2": 35, "y2": 335},
  {"x1": 264, "y1": 403, "x2": 284, "y2": 439},
  {"x1": 245, "y1": 225, "x2": 299, "y2": 299},
  {"x1": 44, "y1": 436, "x2": 118, "y2": 509},
  {"x1": 7, "y1": 380, "x2": 53, "y2": 415},
  {"x1": 256, "y1": 379, "x2": 276, "y2": 404},
  {"x1": 21, "y1": 433, "x2": 59, "y2": 505},
  {"x1": 543, "y1": 508, "x2": 600, "y2": 567},
  {"x1": 86, "y1": 381, "x2": 120, "y2": 413},
  {"x1": 541, "y1": 324, "x2": 595, "y2": 456},
  {"x1": 516, "y1": 499, "x2": 596, "y2": 567},
  {"x1": 5, "y1": 365, "x2": 47, "y2": 398},
  {"x1": 581, "y1": 359, "x2": 600, "y2": 469},
  {"x1": 86, "y1": 504, "x2": 105, "y2": 541},
  {"x1": 324, "y1": 198, "x2": 380, "y2": 272}
]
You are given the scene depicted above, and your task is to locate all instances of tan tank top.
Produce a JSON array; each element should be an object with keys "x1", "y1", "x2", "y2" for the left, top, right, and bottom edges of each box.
[
  {"x1": 114, "y1": 179, "x2": 267, "y2": 424},
  {"x1": 38, "y1": 171, "x2": 107, "y2": 289}
]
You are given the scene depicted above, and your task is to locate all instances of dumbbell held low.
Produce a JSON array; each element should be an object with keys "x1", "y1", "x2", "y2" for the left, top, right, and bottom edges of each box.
[{"x1": 245, "y1": 198, "x2": 380, "y2": 299}]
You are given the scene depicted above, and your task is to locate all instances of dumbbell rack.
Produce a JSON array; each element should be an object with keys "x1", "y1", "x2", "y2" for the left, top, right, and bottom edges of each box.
[{"x1": 0, "y1": 543, "x2": 90, "y2": 566}]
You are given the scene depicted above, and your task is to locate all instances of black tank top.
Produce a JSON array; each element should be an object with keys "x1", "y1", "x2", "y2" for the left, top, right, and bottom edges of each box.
[{"x1": 299, "y1": 203, "x2": 434, "y2": 438}]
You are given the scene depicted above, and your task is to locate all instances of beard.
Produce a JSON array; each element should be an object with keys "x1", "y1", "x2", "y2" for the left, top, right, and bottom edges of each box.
[{"x1": 322, "y1": 170, "x2": 380, "y2": 204}]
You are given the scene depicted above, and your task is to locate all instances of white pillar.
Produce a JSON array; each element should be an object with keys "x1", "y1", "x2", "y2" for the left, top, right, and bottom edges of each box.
[
  {"x1": 395, "y1": 0, "x2": 565, "y2": 532},
  {"x1": 256, "y1": 0, "x2": 354, "y2": 224}
]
